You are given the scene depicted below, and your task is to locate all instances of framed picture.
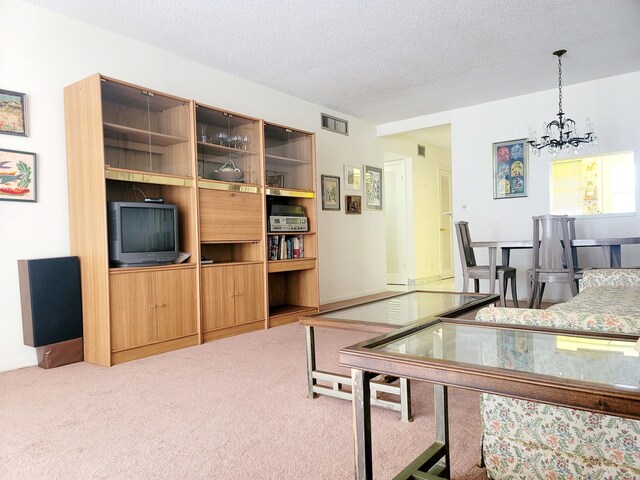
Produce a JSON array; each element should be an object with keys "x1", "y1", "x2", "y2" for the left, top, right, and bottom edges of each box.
[
  {"x1": 364, "y1": 165, "x2": 383, "y2": 210},
  {"x1": 345, "y1": 195, "x2": 362, "y2": 214},
  {"x1": 0, "y1": 89, "x2": 27, "y2": 136},
  {"x1": 493, "y1": 138, "x2": 528, "y2": 199},
  {"x1": 265, "y1": 170, "x2": 285, "y2": 188},
  {"x1": 344, "y1": 165, "x2": 361, "y2": 191},
  {"x1": 321, "y1": 174, "x2": 340, "y2": 210},
  {"x1": 0, "y1": 148, "x2": 36, "y2": 202}
]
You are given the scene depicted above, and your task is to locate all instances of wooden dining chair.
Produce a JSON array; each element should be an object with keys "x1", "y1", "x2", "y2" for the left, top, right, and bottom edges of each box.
[
  {"x1": 454, "y1": 221, "x2": 518, "y2": 307},
  {"x1": 528, "y1": 215, "x2": 582, "y2": 308}
]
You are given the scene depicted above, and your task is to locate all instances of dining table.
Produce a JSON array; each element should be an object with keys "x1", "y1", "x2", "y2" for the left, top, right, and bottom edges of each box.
[{"x1": 470, "y1": 236, "x2": 640, "y2": 294}]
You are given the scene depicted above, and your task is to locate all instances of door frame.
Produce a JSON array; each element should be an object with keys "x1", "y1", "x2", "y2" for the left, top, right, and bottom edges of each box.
[
  {"x1": 437, "y1": 166, "x2": 454, "y2": 279},
  {"x1": 384, "y1": 158, "x2": 411, "y2": 285}
]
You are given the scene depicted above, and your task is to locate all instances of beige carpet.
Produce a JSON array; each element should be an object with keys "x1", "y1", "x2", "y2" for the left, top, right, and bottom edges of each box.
[{"x1": 0, "y1": 323, "x2": 487, "y2": 479}]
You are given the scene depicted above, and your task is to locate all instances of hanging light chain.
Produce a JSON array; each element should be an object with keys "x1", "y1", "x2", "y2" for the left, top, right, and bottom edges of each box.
[{"x1": 557, "y1": 53, "x2": 563, "y2": 115}]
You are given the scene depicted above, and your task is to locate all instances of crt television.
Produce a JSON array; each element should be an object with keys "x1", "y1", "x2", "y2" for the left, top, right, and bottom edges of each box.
[{"x1": 107, "y1": 202, "x2": 179, "y2": 267}]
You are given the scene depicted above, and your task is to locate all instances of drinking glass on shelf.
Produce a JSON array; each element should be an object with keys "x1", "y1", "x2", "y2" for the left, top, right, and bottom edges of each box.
[
  {"x1": 214, "y1": 131, "x2": 229, "y2": 146},
  {"x1": 231, "y1": 134, "x2": 243, "y2": 149},
  {"x1": 239, "y1": 134, "x2": 250, "y2": 150},
  {"x1": 199, "y1": 124, "x2": 208, "y2": 143}
]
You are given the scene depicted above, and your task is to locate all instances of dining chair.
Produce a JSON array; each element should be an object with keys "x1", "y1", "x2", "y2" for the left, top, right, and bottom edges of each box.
[
  {"x1": 528, "y1": 214, "x2": 582, "y2": 308},
  {"x1": 454, "y1": 221, "x2": 518, "y2": 307}
]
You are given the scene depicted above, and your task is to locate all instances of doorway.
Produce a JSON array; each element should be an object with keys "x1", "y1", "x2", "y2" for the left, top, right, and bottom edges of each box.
[{"x1": 381, "y1": 124, "x2": 452, "y2": 286}]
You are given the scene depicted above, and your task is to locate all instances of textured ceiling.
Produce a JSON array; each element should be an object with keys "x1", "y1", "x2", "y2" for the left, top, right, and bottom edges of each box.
[{"x1": 25, "y1": 0, "x2": 640, "y2": 124}]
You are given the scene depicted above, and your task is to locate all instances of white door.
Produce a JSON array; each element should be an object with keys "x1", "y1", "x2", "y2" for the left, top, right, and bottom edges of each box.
[
  {"x1": 438, "y1": 168, "x2": 454, "y2": 278},
  {"x1": 384, "y1": 160, "x2": 408, "y2": 285}
]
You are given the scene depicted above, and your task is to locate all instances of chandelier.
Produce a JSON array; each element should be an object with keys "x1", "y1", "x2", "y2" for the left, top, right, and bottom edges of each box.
[{"x1": 528, "y1": 50, "x2": 597, "y2": 156}]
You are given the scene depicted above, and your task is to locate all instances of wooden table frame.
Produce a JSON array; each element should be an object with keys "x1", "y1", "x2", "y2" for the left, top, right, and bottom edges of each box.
[
  {"x1": 470, "y1": 237, "x2": 640, "y2": 294},
  {"x1": 299, "y1": 291, "x2": 499, "y2": 422},
  {"x1": 340, "y1": 318, "x2": 640, "y2": 480}
]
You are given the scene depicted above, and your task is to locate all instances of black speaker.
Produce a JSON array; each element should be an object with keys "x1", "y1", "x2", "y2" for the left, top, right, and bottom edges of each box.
[{"x1": 18, "y1": 256, "x2": 83, "y2": 347}]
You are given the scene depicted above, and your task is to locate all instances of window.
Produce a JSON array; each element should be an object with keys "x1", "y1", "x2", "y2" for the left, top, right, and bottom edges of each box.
[{"x1": 550, "y1": 152, "x2": 635, "y2": 216}]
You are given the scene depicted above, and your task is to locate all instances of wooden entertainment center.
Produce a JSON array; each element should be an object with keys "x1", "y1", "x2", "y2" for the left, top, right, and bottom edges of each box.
[{"x1": 64, "y1": 74, "x2": 319, "y2": 367}]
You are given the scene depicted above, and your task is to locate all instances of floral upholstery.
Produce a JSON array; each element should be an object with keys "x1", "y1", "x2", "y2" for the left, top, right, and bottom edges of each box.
[
  {"x1": 476, "y1": 269, "x2": 640, "y2": 479},
  {"x1": 483, "y1": 434, "x2": 640, "y2": 480},
  {"x1": 548, "y1": 286, "x2": 640, "y2": 317},
  {"x1": 580, "y1": 268, "x2": 640, "y2": 289},
  {"x1": 476, "y1": 306, "x2": 640, "y2": 334}
]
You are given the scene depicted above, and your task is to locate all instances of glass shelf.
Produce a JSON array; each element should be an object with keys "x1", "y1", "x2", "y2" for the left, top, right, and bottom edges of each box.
[
  {"x1": 264, "y1": 123, "x2": 314, "y2": 191},
  {"x1": 264, "y1": 153, "x2": 311, "y2": 167},
  {"x1": 104, "y1": 122, "x2": 188, "y2": 146}
]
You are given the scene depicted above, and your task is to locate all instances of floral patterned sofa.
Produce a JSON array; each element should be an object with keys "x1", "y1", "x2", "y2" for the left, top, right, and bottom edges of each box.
[{"x1": 475, "y1": 269, "x2": 640, "y2": 479}]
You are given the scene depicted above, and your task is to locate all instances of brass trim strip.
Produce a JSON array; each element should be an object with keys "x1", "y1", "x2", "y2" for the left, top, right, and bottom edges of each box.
[
  {"x1": 197, "y1": 180, "x2": 261, "y2": 193},
  {"x1": 265, "y1": 187, "x2": 314, "y2": 198},
  {"x1": 105, "y1": 169, "x2": 193, "y2": 187}
]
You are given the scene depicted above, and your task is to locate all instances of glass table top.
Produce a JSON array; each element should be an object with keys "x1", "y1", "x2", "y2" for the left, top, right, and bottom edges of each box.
[
  {"x1": 375, "y1": 322, "x2": 640, "y2": 391},
  {"x1": 318, "y1": 291, "x2": 492, "y2": 327}
]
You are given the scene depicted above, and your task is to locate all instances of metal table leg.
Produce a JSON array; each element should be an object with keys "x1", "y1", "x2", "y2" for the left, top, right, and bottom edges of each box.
[
  {"x1": 352, "y1": 368, "x2": 373, "y2": 480},
  {"x1": 392, "y1": 385, "x2": 450, "y2": 480},
  {"x1": 305, "y1": 325, "x2": 318, "y2": 399}
]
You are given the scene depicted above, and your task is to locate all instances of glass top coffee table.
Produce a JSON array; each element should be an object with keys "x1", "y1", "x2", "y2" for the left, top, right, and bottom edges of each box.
[
  {"x1": 299, "y1": 290, "x2": 499, "y2": 421},
  {"x1": 340, "y1": 317, "x2": 640, "y2": 479}
]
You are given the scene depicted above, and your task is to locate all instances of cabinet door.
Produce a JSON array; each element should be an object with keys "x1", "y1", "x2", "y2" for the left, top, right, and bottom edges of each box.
[
  {"x1": 199, "y1": 189, "x2": 262, "y2": 242},
  {"x1": 201, "y1": 265, "x2": 235, "y2": 331},
  {"x1": 155, "y1": 268, "x2": 197, "y2": 341},
  {"x1": 234, "y1": 264, "x2": 265, "y2": 325},
  {"x1": 110, "y1": 271, "x2": 157, "y2": 351}
]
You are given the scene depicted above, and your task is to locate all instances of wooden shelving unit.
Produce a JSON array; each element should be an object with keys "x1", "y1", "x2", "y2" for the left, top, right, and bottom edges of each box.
[
  {"x1": 264, "y1": 123, "x2": 319, "y2": 326},
  {"x1": 64, "y1": 74, "x2": 199, "y2": 367},
  {"x1": 64, "y1": 74, "x2": 319, "y2": 366}
]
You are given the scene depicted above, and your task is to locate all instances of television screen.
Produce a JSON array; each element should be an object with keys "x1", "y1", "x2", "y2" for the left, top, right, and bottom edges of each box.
[
  {"x1": 108, "y1": 202, "x2": 179, "y2": 266},
  {"x1": 121, "y1": 206, "x2": 176, "y2": 253}
]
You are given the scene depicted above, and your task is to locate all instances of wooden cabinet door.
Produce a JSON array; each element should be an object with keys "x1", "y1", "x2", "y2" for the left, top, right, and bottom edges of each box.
[
  {"x1": 199, "y1": 189, "x2": 262, "y2": 242},
  {"x1": 234, "y1": 264, "x2": 265, "y2": 325},
  {"x1": 155, "y1": 268, "x2": 197, "y2": 341},
  {"x1": 201, "y1": 265, "x2": 235, "y2": 331},
  {"x1": 110, "y1": 271, "x2": 157, "y2": 351}
]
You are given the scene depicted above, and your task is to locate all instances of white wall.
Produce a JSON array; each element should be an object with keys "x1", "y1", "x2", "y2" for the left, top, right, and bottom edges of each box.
[
  {"x1": 379, "y1": 71, "x2": 640, "y2": 300},
  {"x1": 0, "y1": 0, "x2": 386, "y2": 372},
  {"x1": 380, "y1": 135, "x2": 451, "y2": 284}
]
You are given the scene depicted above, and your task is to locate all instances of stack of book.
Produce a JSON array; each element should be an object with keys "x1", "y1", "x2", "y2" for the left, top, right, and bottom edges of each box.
[{"x1": 268, "y1": 235, "x2": 304, "y2": 260}]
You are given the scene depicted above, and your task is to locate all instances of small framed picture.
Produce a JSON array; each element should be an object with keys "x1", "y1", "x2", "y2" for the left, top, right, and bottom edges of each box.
[
  {"x1": 0, "y1": 89, "x2": 27, "y2": 136},
  {"x1": 493, "y1": 138, "x2": 528, "y2": 199},
  {"x1": 0, "y1": 148, "x2": 36, "y2": 202},
  {"x1": 321, "y1": 174, "x2": 340, "y2": 210},
  {"x1": 345, "y1": 195, "x2": 362, "y2": 214},
  {"x1": 344, "y1": 165, "x2": 361, "y2": 191},
  {"x1": 364, "y1": 165, "x2": 383, "y2": 210},
  {"x1": 265, "y1": 170, "x2": 285, "y2": 188}
]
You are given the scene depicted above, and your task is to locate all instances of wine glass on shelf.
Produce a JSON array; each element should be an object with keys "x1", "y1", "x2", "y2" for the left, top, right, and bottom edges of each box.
[
  {"x1": 240, "y1": 134, "x2": 250, "y2": 151},
  {"x1": 231, "y1": 134, "x2": 243, "y2": 149},
  {"x1": 214, "y1": 130, "x2": 229, "y2": 146}
]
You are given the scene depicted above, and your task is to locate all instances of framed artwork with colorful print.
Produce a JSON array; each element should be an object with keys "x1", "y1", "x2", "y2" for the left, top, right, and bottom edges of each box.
[
  {"x1": 0, "y1": 89, "x2": 27, "y2": 136},
  {"x1": 0, "y1": 148, "x2": 36, "y2": 202},
  {"x1": 493, "y1": 138, "x2": 528, "y2": 199}
]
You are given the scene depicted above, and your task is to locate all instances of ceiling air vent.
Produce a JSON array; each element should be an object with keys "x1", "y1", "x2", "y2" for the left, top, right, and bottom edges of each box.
[
  {"x1": 321, "y1": 113, "x2": 348, "y2": 136},
  {"x1": 417, "y1": 144, "x2": 426, "y2": 157}
]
